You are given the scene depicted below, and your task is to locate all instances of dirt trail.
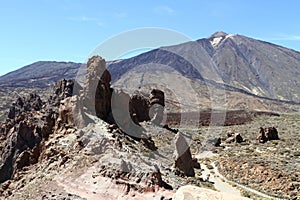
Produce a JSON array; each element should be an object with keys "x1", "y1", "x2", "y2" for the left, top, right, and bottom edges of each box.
[
  {"x1": 200, "y1": 164, "x2": 242, "y2": 196},
  {"x1": 196, "y1": 151, "x2": 281, "y2": 199}
]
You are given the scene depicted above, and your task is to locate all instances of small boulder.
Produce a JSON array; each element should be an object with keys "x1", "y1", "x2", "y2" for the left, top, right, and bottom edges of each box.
[{"x1": 225, "y1": 133, "x2": 244, "y2": 143}]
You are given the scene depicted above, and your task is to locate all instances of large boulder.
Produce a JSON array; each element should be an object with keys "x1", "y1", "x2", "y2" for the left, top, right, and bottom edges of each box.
[
  {"x1": 257, "y1": 127, "x2": 268, "y2": 143},
  {"x1": 173, "y1": 133, "x2": 195, "y2": 177}
]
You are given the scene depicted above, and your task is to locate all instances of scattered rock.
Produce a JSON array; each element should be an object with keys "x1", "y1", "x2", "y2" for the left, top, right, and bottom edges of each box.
[{"x1": 225, "y1": 132, "x2": 244, "y2": 143}]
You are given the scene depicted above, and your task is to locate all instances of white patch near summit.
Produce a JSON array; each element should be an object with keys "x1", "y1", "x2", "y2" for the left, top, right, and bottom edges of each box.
[
  {"x1": 210, "y1": 34, "x2": 235, "y2": 48},
  {"x1": 210, "y1": 37, "x2": 223, "y2": 47}
]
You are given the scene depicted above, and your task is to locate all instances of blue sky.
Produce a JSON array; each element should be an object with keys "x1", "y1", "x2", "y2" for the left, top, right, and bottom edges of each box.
[{"x1": 1, "y1": 0, "x2": 300, "y2": 75}]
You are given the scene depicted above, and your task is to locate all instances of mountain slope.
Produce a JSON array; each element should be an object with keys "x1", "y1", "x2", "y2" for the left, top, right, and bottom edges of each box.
[
  {"x1": 0, "y1": 61, "x2": 83, "y2": 87},
  {"x1": 207, "y1": 32, "x2": 300, "y2": 101}
]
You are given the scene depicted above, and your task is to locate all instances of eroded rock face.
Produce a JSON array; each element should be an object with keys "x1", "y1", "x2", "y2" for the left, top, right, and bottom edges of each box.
[
  {"x1": 173, "y1": 133, "x2": 195, "y2": 177},
  {"x1": 0, "y1": 115, "x2": 43, "y2": 183},
  {"x1": 79, "y1": 56, "x2": 166, "y2": 129},
  {"x1": 7, "y1": 94, "x2": 43, "y2": 120},
  {"x1": 0, "y1": 79, "x2": 75, "y2": 184},
  {"x1": 53, "y1": 79, "x2": 74, "y2": 100}
]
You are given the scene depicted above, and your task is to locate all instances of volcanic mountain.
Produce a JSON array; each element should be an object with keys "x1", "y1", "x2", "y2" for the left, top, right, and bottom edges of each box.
[{"x1": 0, "y1": 32, "x2": 300, "y2": 113}]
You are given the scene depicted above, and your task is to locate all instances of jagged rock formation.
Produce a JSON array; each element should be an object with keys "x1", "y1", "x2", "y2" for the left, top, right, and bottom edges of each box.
[
  {"x1": 53, "y1": 79, "x2": 74, "y2": 100},
  {"x1": 0, "y1": 56, "x2": 209, "y2": 199},
  {"x1": 0, "y1": 80, "x2": 74, "y2": 184}
]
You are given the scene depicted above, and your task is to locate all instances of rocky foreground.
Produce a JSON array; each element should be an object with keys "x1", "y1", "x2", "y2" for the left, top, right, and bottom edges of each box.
[{"x1": 0, "y1": 56, "x2": 255, "y2": 200}]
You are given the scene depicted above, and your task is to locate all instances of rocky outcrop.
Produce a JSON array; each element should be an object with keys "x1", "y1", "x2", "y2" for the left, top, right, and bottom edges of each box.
[
  {"x1": 257, "y1": 127, "x2": 279, "y2": 143},
  {"x1": 53, "y1": 79, "x2": 74, "y2": 100},
  {"x1": 173, "y1": 133, "x2": 195, "y2": 177},
  {"x1": 7, "y1": 94, "x2": 43, "y2": 120},
  {"x1": 0, "y1": 120, "x2": 42, "y2": 183},
  {"x1": 79, "y1": 55, "x2": 166, "y2": 130},
  {"x1": 111, "y1": 89, "x2": 143, "y2": 138},
  {"x1": 0, "y1": 111, "x2": 44, "y2": 183},
  {"x1": 80, "y1": 56, "x2": 112, "y2": 121},
  {"x1": 0, "y1": 79, "x2": 75, "y2": 184}
]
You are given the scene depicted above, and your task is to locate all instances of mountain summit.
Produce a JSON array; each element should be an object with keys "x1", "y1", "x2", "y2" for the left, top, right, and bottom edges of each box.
[
  {"x1": 207, "y1": 31, "x2": 235, "y2": 48},
  {"x1": 209, "y1": 31, "x2": 229, "y2": 38}
]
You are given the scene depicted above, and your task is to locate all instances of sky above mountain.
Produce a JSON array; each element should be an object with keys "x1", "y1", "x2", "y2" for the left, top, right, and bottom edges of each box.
[{"x1": 1, "y1": 0, "x2": 300, "y2": 75}]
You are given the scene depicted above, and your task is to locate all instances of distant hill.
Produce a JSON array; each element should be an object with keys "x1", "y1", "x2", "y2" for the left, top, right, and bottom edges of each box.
[{"x1": 0, "y1": 61, "x2": 83, "y2": 87}]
